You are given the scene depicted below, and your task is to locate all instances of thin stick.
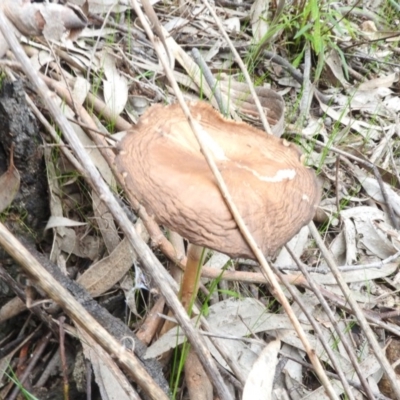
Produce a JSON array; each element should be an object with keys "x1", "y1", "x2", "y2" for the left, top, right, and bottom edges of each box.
[
  {"x1": 0, "y1": 223, "x2": 167, "y2": 400},
  {"x1": 284, "y1": 245, "x2": 375, "y2": 399},
  {"x1": 298, "y1": 43, "x2": 313, "y2": 122},
  {"x1": 309, "y1": 221, "x2": 400, "y2": 398},
  {"x1": 292, "y1": 128, "x2": 399, "y2": 229},
  {"x1": 200, "y1": 0, "x2": 273, "y2": 135},
  {"x1": 133, "y1": 1, "x2": 338, "y2": 398},
  {"x1": 271, "y1": 257, "x2": 356, "y2": 400},
  {"x1": 191, "y1": 48, "x2": 226, "y2": 116},
  {"x1": 280, "y1": 352, "x2": 391, "y2": 400},
  {"x1": 0, "y1": 10, "x2": 231, "y2": 400}
]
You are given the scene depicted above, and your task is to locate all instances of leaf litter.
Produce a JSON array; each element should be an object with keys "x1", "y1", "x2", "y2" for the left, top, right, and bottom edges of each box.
[{"x1": 0, "y1": 0, "x2": 400, "y2": 399}]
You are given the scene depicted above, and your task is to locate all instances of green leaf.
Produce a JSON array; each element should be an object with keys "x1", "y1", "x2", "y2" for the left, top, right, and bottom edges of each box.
[
  {"x1": 218, "y1": 289, "x2": 241, "y2": 299},
  {"x1": 294, "y1": 22, "x2": 313, "y2": 39}
]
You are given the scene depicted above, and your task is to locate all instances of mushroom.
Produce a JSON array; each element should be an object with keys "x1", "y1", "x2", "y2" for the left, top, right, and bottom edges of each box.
[
  {"x1": 116, "y1": 101, "x2": 320, "y2": 307},
  {"x1": 117, "y1": 102, "x2": 320, "y2": 256}
]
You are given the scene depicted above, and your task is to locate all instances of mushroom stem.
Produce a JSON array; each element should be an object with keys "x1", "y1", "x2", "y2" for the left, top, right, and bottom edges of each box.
[
  {"x1": 180, "y1": 244, "x2": 206, "y2": 313},
  {"x1": 160, "y1": 243, "x2": 205, "y2": 335}
]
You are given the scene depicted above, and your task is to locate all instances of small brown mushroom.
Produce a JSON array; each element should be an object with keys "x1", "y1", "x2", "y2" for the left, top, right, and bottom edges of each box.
[{"x1": 116, "y1": 101, "x2": 320, "y2": 261}]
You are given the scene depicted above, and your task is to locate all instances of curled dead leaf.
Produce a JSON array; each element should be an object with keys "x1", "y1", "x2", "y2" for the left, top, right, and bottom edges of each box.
[
  {"x1": 0, "y1": 0, "x2": 87, "y2": 58},
  {"x1": 0, "y1": 146, "x2": 20, "y2": 213},
  {"x1": 219, "y1": 75, "x2": 285, "y2": 137}
]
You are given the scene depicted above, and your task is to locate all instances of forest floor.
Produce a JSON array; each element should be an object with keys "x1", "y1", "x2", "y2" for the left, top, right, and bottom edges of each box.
[{"x1": 1, "y1": 0, "x2": 400, "y2": 399}]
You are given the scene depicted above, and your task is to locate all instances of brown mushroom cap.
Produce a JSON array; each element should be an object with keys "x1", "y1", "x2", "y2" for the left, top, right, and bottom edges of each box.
[{"x1": 116, "y1": 101, "x2": 320, "y2": 259}]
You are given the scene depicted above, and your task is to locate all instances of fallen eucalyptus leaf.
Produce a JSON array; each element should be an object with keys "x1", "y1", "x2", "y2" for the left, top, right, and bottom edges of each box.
[
  {"x1": 243, "y1": 338, "x2": 280, "y2": 400},
  {"x1": 77, "y1": 238, "x2": 137, "y2": 297},
  {"x1": 78, "y1": 327, "x2": 138, "y2": 400},
  {"x1": 1, "y1": 0, "x2": 87, "y2": 40},
  {"x1": 250, "y1": 0, "x2": 269, "y2": 42},
  {"x1": 101, "y1": 51, "x2": 129, "y2": 118},
  {"x1": 0, "y1": 147, "x2": 20, "y2": 213},
  {"x1": 45, "y1": 216, "x2": 87, "y2": 230}
]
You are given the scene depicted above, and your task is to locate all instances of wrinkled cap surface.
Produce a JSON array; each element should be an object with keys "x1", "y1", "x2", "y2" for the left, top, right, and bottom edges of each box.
[{"x1": 116, "y1": 101, "x2": 320, "y2": 259}]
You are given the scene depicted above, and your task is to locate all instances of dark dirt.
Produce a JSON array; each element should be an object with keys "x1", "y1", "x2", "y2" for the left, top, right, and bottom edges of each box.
[
  {"x1": 0, "y1": 79, "x2": 49, "y2": 233},
  {"x1": 0, "y1": 79, "x2": 169, "y2": 397}
]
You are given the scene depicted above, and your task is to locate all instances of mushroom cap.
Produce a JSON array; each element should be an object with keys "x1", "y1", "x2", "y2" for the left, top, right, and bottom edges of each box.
[{"x1": 116, "y1": 101, "x2": 320, "y2": 259}]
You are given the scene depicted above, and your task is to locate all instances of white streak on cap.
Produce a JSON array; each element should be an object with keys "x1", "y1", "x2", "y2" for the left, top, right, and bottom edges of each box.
[{"x1": 239, "y1": 165, "x2": 296, "y2": 183}]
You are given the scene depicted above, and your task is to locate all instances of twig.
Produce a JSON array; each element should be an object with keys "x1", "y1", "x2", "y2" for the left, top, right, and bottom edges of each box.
[
  {"x1": 8, "y1": 332, "x2": 52, "y2": 400},
  {"x1": 309, "y1": 221, "x2": 400, "y2": 398},
  {"x1": 342, "y1": 35, "x2": 400, "y2": 51},
  {"x1": 45, "y1": 39, "x2": 79, "y2": 118},
  {"x1": 86, "y1": 2, "x2": 117, "y2": 81},
  {"x1": 338, "y1": 250, "x2": 400, "y2": 271},
  {"x1": 0, "y1": 9, "x2": 220, "y2": 400},
  {"x1": 298, "y1": 42, "x2": 313, "y2": 123},
  {"x1": 343, "y1": 52, "x2": 399, "y2": 68},
  {"x1": 389, "y1": 115, "x2": 400, "y2": 186},
  {"x1": 133, "y1": 1, "x2": 338, "y2": 398},
  {"x1": 290, "y1": 128, "x2": 399, "y2": 230},
  {"x1": 58, "y1": 317, "x2": 69, "y2": 400},
  {"x1": 270, "y1": 259, "x2": 357, "y2": 400},
  {"x1": 65, "y1": 117, "x2": 118, "y2": 141},
  {"x1": 0, "y1": 264, "x2": 60, "y2": 332},
  {"x1": 284, "y1": 245, "x2": 375, "y2": 399},
  {"x1": 238, "y1": 252, "x2": 400, "y2": 273},
  {"x1": 262, "y1": 50, "x2": 332, "y2": 104},
  {"x1": 340, "y1": 156, "x2": 399, "y2": 230},
  {"x1": 280, "y1": 352, "x2": 392, "y2": 400},
  {"x1": 88, "y1": 12, "x2": 149, "y2": 42},
  {"x1": 191, "y1": 48, "x2": 226, "y2": 115},
  {"x1": 379, "y1": 309, "x2": 400, "y2": 320},
  {"x1": 335, "y1": 155, "x2": 342, "y2": 222},
  {"x1": 0, "y1": 224, "x2": 168, "y2": 400},
  {"x1": 200, "y1": 0, "x2": 273, "y2": 135}
]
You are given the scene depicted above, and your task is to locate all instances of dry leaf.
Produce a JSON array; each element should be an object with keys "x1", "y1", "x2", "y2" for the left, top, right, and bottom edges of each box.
[
  {"x1": 78, "y1": 327, "x2": 139, "y2": 400},
  {"x1": 58, "y1": 228, "x2": 103, "y2": 260},
  {"x1": 72, "y1": 76, "x2": 91, "y2": 106},
  {"x1": 1, "y1": 0, "x2": 87, "y2": 40},
  {"x1": 86, "y1": 0, "x2": 131, "y2": 14},
  {"x1": 243, "y1": 339, "x2": 280, "y2": 400},
  {"x1": 45, "y1": 216, "x2": 87, "y2": 230},
  {"x1": 275, "y1": 226, "x2": 310, "y2": 267},
  {"x1": 354, "y1": 168, "x2": 400, "y2": 218},
  {"x1": 250, "y1": 0, "x2": 270, "y2": 42},
  {"x1": 92, "y1": 191, "x2": 120, "y2": 254},
  {"x1": 360, "y1": 20, "x2": 400, "y2": 42},
  {"x1": 100, "y1": 51, "x2": 129, "y2": 118},
  {"x1": 317, "y1": 99, "x2": 381, "y2": 140},
  {"x1": 358, "y1": 72, "x2": 399, "y2": 91},
  {"x1": 145, "y1": 298, "x2": 311, "y2": 360},
  {"x1": 77, "y1": 238, "x2": 137, "y2": 297},
  {"x1": 324, "y1": 49, "x2": 350, "y2": 88},
  {"x1": 223, "y1": 17, "x2": 240, "y2": 33},
  {"x1": 342, "y1": 217, "x2": 357, "y2": 265},
  {"x1": 0, "y1": 147, "x2": 20, "y2": 213},
  {"x1": 61, "y1": 103, "x2": 114, "y2": 186},
  {"x1": 0, "y1": 297, "x2": 26, "y2": 323},
  {"x1": 219, "y1": 75, "x2": 285, "y2": 136}
]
